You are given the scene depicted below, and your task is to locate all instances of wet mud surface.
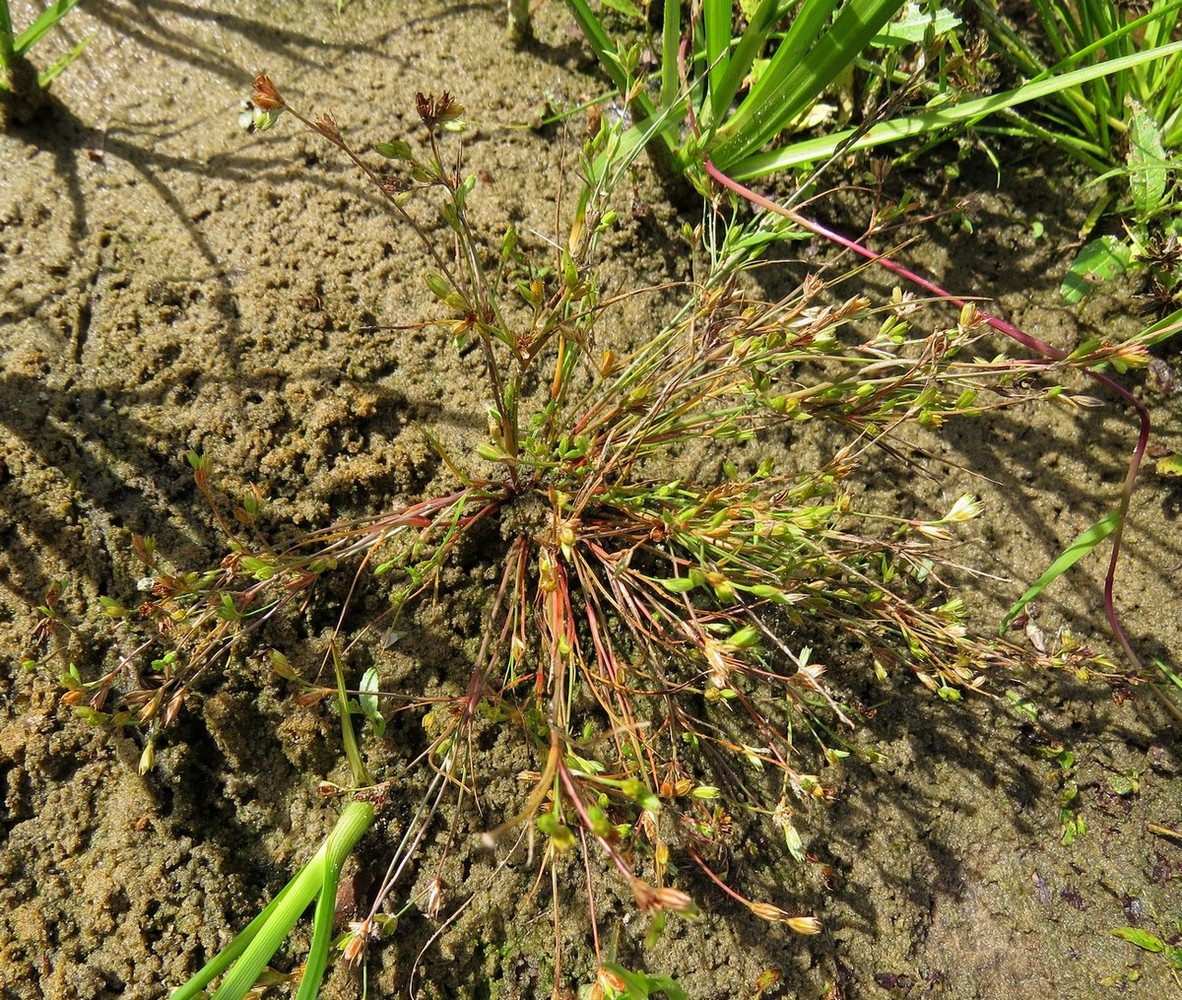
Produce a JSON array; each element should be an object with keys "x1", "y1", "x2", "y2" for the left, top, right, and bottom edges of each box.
[{"x1": 2, "y1": 3, "x2": 1180, "y2": 998}]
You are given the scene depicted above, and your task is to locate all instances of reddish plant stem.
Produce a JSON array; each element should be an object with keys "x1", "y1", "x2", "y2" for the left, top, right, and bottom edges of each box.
[
  {"x1": 702, "y1": 159, "x2": 1148, "y2": 672},
  {"x1": 685, "y1": 848, "x2": 747, "y2": 905}
]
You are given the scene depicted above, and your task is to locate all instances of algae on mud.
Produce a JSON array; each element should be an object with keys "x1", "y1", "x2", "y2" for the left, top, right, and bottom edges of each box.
[{"x1": 1, "y1": 3, "x2": 1180, "y2": 999}]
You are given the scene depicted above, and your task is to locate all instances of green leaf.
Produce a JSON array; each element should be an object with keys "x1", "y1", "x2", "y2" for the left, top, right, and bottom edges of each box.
[
  {"x1": 1126, "y1": 100, "x2": 1168, "y2": 223},
  {"x1": 358, "y1": 667, "x2": 386, "y2": 738},
  {"x1": 600, "y1": 0, "x2": 644, "y2": 18},
  {"x1": 375, "y1": 139, "x2": 414, "y2": 161},
  {"x1": 872, "y1": 3, "x2": 960, "y2": 47},
  {"x1": 727, "y1": 37, "x2": 1182, "y2": 179},
  {"x1": 1060, "y1": 236, "x2": 1132, "y2": 303},
  {"x1": 620, "y1": 778, "x2": 661, "y2": 812},
  {"x1": 169, "y1": 801, "x2": 374, "y2": 1000},
  {"x1": 1155, "y1": 658, "x2": 1182, "y2": 692},
  {"x1": 783, "y1": 820, "x2": 805, "y2": 862},
  {"x1": 710, "y1": 0, "x2": 908, "y2": 168},
  {"x1": 37, "y1": 36, "x2": 88, "y2": 88},
  {"x1": 601, "y1": 963, "x2": 690, "y2": 1000},
  {"x1": 1155, "y1": 453, "x2": 1182, "y2": 477},
  {"x1": 1107, "y1": 775, "x2": 1137, "y2": 796},
  {"x1": 1000, "y1": 510, "x2": 1121, "y2": 632},
  {"x1": 217, "y1": 593, "x2": 241, "y2": 622},
  {"x1": 13, "y1": 0, "x2": 80, "y2": 57},
  {"x1": 1111, "y1": 927, "x2": 1166, "y2": 953}
]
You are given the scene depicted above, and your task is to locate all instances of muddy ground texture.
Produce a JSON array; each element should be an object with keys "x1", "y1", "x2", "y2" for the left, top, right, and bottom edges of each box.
[{"x1": 2, "y1": 3, "x2": 1181, "y2": 999}]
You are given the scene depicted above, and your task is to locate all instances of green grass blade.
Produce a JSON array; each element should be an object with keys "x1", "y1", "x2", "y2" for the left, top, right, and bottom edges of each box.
[
  {"x1": 169, "y1": 802, "x2": 374, "y2": 1000},
  {"x1": 208, "y1": 856, "x2": 327, "y2": 1000},
  {"x1": 294, "y1": 801, "x2": 375, "y2": 1000},
  {"x1": 563, "y1": 0, "x2": 667, "y2": 145},
  {"x1": 1027, "y1": 0, "x2": 1182, "y2": 85},
  {"x1": 709, "y1": 0, "x2": 840, "y2": 156},
  {"x1": 564, "y1": 0, "x2": 628, "y2": 94},
  {"x1": 999, "y1": 510, "x2": 1121, "y2": 634},
  {"x1": 703, "y1": 0, "x2": 734, "y2": 124},
  {"x1": 659, "y1": 0, "x2": 680, "y2": 108},
  {"x1": 705, "y1": 0, "x2": 792, "y2": 134},
  {"x1": 168, "y1": 878, "x2": 301, "y2": 1000},
  {"x1": 167, "y1": 849, "x2": 326, "y2": 1000},
  {"x1": 332, "y1": 640, "x2": 374, "y2": 787},
  {"x1": 1138, "y1": 308, "x2": 1182, "y2": 349},
  {"x1": 294, "y1": 875, "x2": 340, "y2": 1000},
  {"x1": 13, "y1": 0, "x2": 79, "y2": 57},
  {"x1": 0, "y1": 0, "x2": 16, "y2": 76},
  {"x1": 710, "y1": 0, "x2": 905, "y2": 168},
  {"x1": 37, "y1": 35, "x2": 86, "y2": 87},
  {"x1": 1149, "y1": 659, "x2": 1182, "y2": 726},
  {"x1": 1155, "y1": 659, "x2": 1182, "y2": 693},
  {"x1": 728, "y1": 38, "x2": 1182, "y2": 178}
]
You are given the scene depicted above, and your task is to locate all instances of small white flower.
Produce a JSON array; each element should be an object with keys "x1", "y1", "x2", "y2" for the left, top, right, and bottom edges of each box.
[
  {"x1": 238, "y1": 100, "x2": 283, "y2": 134},
  {"x1": 943, "y1": 494, "x2": 983, "y2": 523}
]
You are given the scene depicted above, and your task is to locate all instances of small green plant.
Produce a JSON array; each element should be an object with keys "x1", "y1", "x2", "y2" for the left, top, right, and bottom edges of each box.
[
  {"x1": 167, "y1": 637, "x2": 380, "y2": 1000},
  {"x1": 973, "y1": 0, "x2": 1182, "y2": 171},
  {"x1": 973, "y1": 1, "x2": 1182, "y2": 302},
  {"x1": 1059, "y1": 100, "x2": 1180, "y2": 305},
  {"x1": 1038, "y1": 743, "x2": 1086, "y2": 846},
  {"x1": 581, "y1": 962, "x2": 689, "y2": 1000},
  {"x1": 1111, "y1": 920, "x2": 1182, "y2": 989},
  {"x1": 169, "y1": 801, "x2": 376, "y2": 1000},
  {"x1": 65, "y1": 77, "x2": 1155, "y2": 994},
  {"x1": 0, "y1": 0, "x2": 85, "y2": 125}
]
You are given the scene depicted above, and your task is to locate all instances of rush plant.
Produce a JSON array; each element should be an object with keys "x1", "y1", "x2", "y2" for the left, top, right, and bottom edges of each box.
[
  {"x1": 72, "y1": 77, "x2": 1149, "y2": 995},
  {"x1": 972, "y1": 0, "x2": 1182, "y2": 172}
]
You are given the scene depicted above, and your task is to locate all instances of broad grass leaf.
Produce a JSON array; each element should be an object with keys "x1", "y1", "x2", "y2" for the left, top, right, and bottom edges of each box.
[
  {"x1": 1126, "y1": 100, "x2": 1168, "y2": 223},
  {"x1": 872, "y1": 2, "x2": 960, "y2": 47},
  {"x1": 1060, "y1": 236, "x2": 1132, "y2": 303}
]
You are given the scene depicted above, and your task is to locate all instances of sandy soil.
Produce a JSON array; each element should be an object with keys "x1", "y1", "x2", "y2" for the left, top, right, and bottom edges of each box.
[{"x1": 1, "y1": 3, "x2": 1180, "y2": 999}]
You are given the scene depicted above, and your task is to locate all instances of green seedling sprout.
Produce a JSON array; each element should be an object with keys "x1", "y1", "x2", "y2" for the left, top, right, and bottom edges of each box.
[
  {"x1": 1111, "y1": 922, "x2": 1182, "y2": 987},
  {"x1": 586, "y1": 964, "x2": 690, "y2": 1000}
]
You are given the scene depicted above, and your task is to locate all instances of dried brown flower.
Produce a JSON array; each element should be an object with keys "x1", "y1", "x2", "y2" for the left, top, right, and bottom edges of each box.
[
  {"x1": 313, "y1": 112, "x2": 342, "y2": 144},
  {"x1": 415, "y1": 90, "x2": 465, "y2": 130},
  {"x1": 748, "y1": 901, "x2": 823, "y2": 934},
  {"x1": 251, "y1": 75, "x2": 285, "y2": 111},
  {"x1": 629, "y1": 878, "x2": 700, "y2": 918}
]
